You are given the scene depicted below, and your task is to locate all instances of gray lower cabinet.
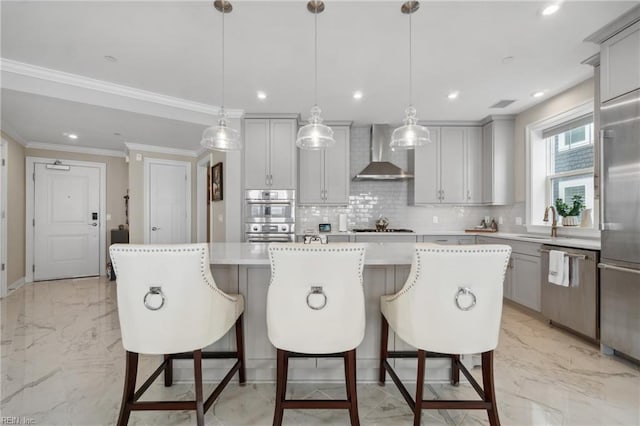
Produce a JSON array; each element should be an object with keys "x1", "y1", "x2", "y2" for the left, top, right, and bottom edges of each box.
[
  {"x1": 477, "y1": 237, "x2": 541, "y2": 311},
  {"x1": 298, "y1": 124, "x2": 350, "y2": 205},
  {"x1": 510, "y1": 253, "x2": 541, "y2": 312}
]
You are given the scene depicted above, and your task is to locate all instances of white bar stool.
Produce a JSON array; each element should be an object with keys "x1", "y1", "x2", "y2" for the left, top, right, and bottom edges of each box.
[
  {"x1": 110, "y1": 243, "x2": 246, "y2": 426},
  {"x1": 378, "y1": 244, "x2": 511, "y2": 426},
  {"x1": 267, "y1": 243, "x2": 367, "y2": 426}
]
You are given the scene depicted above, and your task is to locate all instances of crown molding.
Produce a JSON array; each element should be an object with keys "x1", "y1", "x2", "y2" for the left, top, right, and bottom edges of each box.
[
  {"x1": 1, "y1": 58, "x2": 244, "y2": 121},
  {"x1": 0, "y1": 124, "x2": 28, "y2": 146},
  {"x1": 581, "y1": 53, "x2": 600, "y2": 67},
  {"x1": 25, "y1": 141, "x2": 126, "y2": 158},
  {"x1": 124, "y1": 142, "x2": 198, "y2": 158},
  {"x1": 480, "y1": 114, "x2": 517, "y2": 126},
  {"x1": 584, "y1": 4, "x2": 640, "y2": 44}
]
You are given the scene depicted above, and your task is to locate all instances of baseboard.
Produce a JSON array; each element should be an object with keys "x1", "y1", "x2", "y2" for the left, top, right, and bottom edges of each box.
[{"x1": 9, "y1": 277, "x2": 25, "y2": 292}]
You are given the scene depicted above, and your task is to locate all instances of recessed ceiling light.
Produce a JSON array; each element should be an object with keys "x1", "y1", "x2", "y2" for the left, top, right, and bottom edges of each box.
[
  {"x1": 353, "y1": 91, "x2": 363, "y2": 100},
  {"x1": 541, "y1": 4, "x2": 560, "y2": 16},
  {"x1": 532, "y1": 91, "x2": 545, "y2": 98},
  {"x1": 104, "y1": 55, "x2": 118, "y2": 62},
  {"x1": 257, "y1": 91, "x2": 267, "y2": 100},
  {"x1": 447, "y1": 91, "x2": 460, "y2": 100},
  {"x1": 64, "y1": 133, "x2": 79, "y2": 140}
]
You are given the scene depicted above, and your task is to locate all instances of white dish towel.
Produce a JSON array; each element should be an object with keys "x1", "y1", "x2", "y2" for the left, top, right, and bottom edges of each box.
[{"x1": 548, "y1": 250, "x2": 569, "y2": 287}]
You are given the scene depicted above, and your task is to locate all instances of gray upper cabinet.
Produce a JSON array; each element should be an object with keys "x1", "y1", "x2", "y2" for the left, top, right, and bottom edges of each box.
[
  {"x1": 414, "y1": 127, "x2": 440, "y2": 204},
  {"x1": 466, "y1": 127, "x2": 483, "y2": 203},
  {"x1": 600, "y1": 20, "x2": 640, "y2": 103},
  {"x1": 482, "y1": 117, "x2": 514, "y2": 205},
  {"x1": 244, "y1": 117, "x2": 297, "y2": 189},
  {"x1": 298, "y1": 124, "x2": 350, "y2": 205},
  {"x1": 414, "y1": 126, "x2": 482, "y2": 204}
]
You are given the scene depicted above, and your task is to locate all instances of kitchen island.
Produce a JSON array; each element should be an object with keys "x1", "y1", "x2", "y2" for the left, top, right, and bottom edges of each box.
[{"x1": 174, "y1": 242, "x2": 474, "y2": 384}]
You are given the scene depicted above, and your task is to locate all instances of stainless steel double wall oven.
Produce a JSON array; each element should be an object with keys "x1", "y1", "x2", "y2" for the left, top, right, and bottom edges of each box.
[{"x1": 244, "y1": 190, "x2": 295, "y2": 242}]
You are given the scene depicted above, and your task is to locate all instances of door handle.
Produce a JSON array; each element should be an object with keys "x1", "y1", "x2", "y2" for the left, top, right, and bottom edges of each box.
[
  {"x1": 598, "y1": 263, "x2": 640, "y2": 275},
  {"x1": 88, "y1": 223, "x2": 98, "y2": 227},
  {"x1": 151, "y1": 226, "x2": 161, "y2": 231}
]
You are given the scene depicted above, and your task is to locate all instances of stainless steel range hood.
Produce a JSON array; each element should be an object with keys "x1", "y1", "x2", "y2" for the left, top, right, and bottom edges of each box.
[{"x1": 353, "y1": 124, "x2": 413, "y2": 181}]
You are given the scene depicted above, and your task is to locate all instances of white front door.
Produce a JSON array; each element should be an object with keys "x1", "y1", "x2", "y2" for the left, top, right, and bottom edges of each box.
[
  {"x1": 33, "y1": 162, "x2": 101, "y2": 281},
  {"x1": 146, "y1": 159, "x2": 191, "y2": 244}
]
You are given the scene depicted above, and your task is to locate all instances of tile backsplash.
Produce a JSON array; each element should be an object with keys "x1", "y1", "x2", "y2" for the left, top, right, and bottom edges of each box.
[{"x1": 297, "y1": 126, "x2": 524, "y2": 233}]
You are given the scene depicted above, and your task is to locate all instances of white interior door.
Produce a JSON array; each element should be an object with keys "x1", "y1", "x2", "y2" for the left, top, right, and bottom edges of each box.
[
  {"x1": 146, "y1": 159, "x2": 191, "y2": 244},
  {"x1": 0, "y1": 140, "x2": 7, "y2": 296},
  {"x1": 33, "y1": 162, "x2": 100, "y2": 281}
]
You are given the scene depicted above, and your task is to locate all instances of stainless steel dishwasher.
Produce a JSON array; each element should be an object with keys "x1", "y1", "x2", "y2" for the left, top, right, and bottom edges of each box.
[{"x1": 541, "y1": 246, "x2": 600, "y2": 340}]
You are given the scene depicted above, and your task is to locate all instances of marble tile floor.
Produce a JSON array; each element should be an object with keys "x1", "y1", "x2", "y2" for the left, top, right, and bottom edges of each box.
[{"x1": 1, "y1": 277, "x2": 639, "y2": 425}]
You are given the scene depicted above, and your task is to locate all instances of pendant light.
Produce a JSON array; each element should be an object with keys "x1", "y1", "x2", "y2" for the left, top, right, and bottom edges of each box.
[
  {"x1": 296, "y1": 1, "x2": 335, "y2": 150},
  {"x1": 390, "y1": 1, "x2": 431, "y2": 150},
  {"x1": 201, "y1": 0, "x2": 241, "y2": 152}
]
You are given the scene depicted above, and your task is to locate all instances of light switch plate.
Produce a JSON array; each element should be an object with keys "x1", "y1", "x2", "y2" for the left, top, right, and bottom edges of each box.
[{"x1": 432, "y1": 216, "x2": 439, "y2": 224}]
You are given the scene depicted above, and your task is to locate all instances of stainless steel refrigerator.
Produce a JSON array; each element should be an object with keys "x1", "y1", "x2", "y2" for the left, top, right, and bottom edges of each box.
[{"x1": 599, "y1": 88, "x2": 640, "y2": 361}]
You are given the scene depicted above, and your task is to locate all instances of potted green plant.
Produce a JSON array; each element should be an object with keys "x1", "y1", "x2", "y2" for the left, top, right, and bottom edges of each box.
[{"x1": 555, "y1": 194, "x2": 585, "y2": 226}]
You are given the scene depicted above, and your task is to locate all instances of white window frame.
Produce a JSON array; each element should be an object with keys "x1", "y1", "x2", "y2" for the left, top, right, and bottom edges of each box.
[
  {"x1": 525, "y1": 101, "x2": 599, "y2": 237},
  {"x1": 556, "y1": 123, "x2": 594, "y2": 152}
]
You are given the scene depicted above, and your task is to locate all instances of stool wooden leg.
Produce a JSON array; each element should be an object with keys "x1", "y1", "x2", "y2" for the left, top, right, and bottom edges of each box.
[
  {"x1": 344, "y1": 349, "x2": 360, "y2": 426},
  {"x1": 194, "y1": 350, "x2": 205, "y2": 426},
  {"x1": 379, "y1": 313, "x2": 389, "y2": 386},
  {"x1": 482, "y1": 351, "x2": 500, "y2": 426},
  {"x1": 164, "y1": 354, "x2": 173, "y2": 387},
  {"x1": 235, "y1": 314, "x2": 246, "y2": 385},
  {"x1": 451, "y1": 354, "x2": 460, "y2": 386},
  {"x1": 117, "y1": 351, "x2": 138, "y2": 426},
  {"x1": 274, "y1": 349, "x2": 288, "y2": 426},
  {"x1": 413, "y1": 350, "x2": 426, "y2": 426}
]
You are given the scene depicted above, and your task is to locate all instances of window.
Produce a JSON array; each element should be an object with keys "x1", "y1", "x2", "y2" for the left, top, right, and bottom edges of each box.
[
  {"x1": 546, "y1": 122, "x2": 594, "y2": 212},
  {"x1": 526, "y1": 103, "x2": 596, "y2": 231}
]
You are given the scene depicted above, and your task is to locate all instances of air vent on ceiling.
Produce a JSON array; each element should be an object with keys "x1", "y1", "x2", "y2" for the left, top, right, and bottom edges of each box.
[{"x1": 490, "y1": 99, "x2": 516, "y2": 108}]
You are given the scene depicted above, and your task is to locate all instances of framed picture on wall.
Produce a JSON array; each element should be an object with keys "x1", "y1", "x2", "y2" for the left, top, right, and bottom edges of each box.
[{"x1": 211, "y1": 162, "x2": 223, "y2": 201}]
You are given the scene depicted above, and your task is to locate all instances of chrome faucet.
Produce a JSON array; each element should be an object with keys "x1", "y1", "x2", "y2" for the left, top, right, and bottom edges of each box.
[{"x1": 543, "y1": 206, "x2": 558, "y2": 238}]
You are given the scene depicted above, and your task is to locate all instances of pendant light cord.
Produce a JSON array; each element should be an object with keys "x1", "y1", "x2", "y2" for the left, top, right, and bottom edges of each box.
[
  {"x1": 314, "y1": 10, "x2": 318, "y2": 107},
  {"x1": 408, "y1": 10, "x2": 412, "y2": 108},
  {"x1": 221, "y1": 3, "x2": 225, "y2": 110}
]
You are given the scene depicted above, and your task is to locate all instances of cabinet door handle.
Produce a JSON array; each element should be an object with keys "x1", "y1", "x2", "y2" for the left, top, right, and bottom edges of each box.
[{"x1": 467, "y1": 190, "x2": 471, "y2": 201}]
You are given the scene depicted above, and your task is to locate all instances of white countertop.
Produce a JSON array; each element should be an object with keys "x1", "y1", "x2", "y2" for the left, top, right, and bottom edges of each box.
[
  {"x1": 473, "y1": 232, "x2": 601, "y2": 250},
  {"x1": 209, "y1": 235, "x2": 599, "y2": 266},
  {"x1": 296, "y1": 230, "x2": 601, "y2": 250},
  {"x1": 209, "y1": 242, "x2": 417, "y2": 265}
]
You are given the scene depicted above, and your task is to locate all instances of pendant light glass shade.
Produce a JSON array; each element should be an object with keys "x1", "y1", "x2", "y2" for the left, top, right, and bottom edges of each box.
[
  {"x1": 201, "y1": 108, "x2": 241, "y2": 151},
  {"x1": 296, "y1": 1, "x2": 335, "y2": 150},
  {"x1": 391, "y1": 1, "x2": 431, "y2": 150},
  {"x1": 200, "y1": 0, "x2": 241, "y2": 152},
  {"x1": 296, "y1": 105, "x2": 335, "y2": 150},
  {"x1": 390, "y1": 106, "x2": 430, "y2": 150}
]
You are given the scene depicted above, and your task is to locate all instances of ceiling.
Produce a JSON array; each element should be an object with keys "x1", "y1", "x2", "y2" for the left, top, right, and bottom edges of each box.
[{"x1": 1, "y1": 1, "x2": 638, "y2": 154}]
